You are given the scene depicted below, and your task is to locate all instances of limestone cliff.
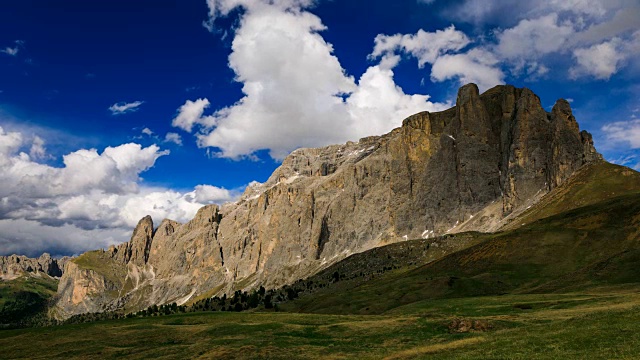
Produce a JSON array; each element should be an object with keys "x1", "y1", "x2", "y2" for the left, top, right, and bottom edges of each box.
[
  {"x1": 53, "y1": 84, "x2": 601, "y2": 317},
  {"x1": 0, "y1": 253, "x2": 69, "y2": 280}
]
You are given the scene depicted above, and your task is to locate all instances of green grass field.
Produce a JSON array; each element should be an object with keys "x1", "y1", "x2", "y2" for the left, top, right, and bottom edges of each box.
[{"x1": 1, "y1": 286, "x2": 639, "y2": 359}]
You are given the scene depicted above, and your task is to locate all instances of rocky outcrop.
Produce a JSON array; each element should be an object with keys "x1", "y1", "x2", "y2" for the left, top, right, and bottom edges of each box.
[
  {"x1": 109, "y1": 215, "x2": 154, "y2": 266},
  {"x1": 0, "y1": 253, "x2": 69, "y2": 280},
  {"x1": 54, "y1": 83, "x2": 601, "y2": 317},
  {"x1": 54, "y1": 259, "x2": 122, "y2": 317}
]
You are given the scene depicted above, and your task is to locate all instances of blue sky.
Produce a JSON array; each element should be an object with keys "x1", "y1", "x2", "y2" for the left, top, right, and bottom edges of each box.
[{"x1": 1, "y1": 0, "x2": 639, "y2": 257}]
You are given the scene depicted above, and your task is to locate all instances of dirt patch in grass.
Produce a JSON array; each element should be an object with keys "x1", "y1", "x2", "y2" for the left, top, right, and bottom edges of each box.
[{"x1": 448, "y1": 318, "x2": 492, "y2": 333}]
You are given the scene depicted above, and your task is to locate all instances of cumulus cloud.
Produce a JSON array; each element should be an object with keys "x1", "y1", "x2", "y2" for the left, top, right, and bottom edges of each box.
[
  {"x1": 346, "y1": 65, "x2": 450, "y2": 137},
  {"x1": 570, "y1": 38, "x2": 625, "y2": 80},
  {"x1": 496, "y1": 14, "x2": 574, "y2": 60},
  {"x1": 370, "y1": 24, "x2": 505, "y2": 91},
  {"x1": 172, "y1": 98, "x2": 214, "y2": 132},
  {"x1": 190, "y1": 184, "x2": 237, "y2": 204},
  {"x1": 371, "y1": 25, "x2": 470, "y2": 68},
  {"x1": 0, "y1": 127, "x2": 23, "y2": 158},
  {"x1": 29, "y1": 136, "x2": 47, "y2": 160},
  {"x1": 141, "y1": 127, "x2": 154, "y2": 136},
  {"x1": 179, "y1": 0, "x2": 449, "y2": 160},
  {"x1": 109, "y1": 101, "x2": 144, "y2": 115},
  {"x1": 203, "y1": 0, "x2": 316, "y2": 31},
  {"x1": 431, "y1": 49, "x2": 505, "y2": 90},
  {"x1": 0, "y1": 126, "x2": 241, "y2": 257}
]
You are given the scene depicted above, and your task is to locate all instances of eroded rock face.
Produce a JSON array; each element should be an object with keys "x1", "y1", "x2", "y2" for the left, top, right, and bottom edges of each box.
[
  {"x1": 110, "y1": 215, "x2": 154, "y2": 266},
  {"x1": 54, "y1": 260, "x2": 119, "y2": 317},
  {"x1": 54, "y1": 84, "x2": 601, "y2": 317},
  {"x1": 0, "y1": 253, "x2": 69, "y2": 280}
]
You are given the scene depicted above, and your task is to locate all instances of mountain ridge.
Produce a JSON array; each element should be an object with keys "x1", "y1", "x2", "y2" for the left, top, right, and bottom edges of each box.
[
  {"x1": 0, "y1": 254, "x2": 68, "y2": 281},
  {"x1": 52, "y1": 83, "x2": 601, "y2": 318}
]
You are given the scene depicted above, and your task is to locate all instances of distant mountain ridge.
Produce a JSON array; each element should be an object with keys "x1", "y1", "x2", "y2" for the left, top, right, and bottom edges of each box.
[
  {"x1": 53, "y1": 83, "x2": 601, "y2": 318},
  {"x1": 0, "y1": 254, "x2": 68, "y2": 280}
]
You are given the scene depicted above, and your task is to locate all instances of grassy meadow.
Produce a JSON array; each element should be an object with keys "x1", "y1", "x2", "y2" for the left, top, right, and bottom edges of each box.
[{"x1": 1, "y1": 286, "x2": 640, "y2": 359}]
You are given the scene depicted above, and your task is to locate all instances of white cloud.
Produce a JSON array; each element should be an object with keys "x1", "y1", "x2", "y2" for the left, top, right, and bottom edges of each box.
[
  {"x1": 141, "y1": 127, "x2": 154, "y2": 136},
  {"x1": 370, "y1": 25, "x2": 504, "y2": 91},
  {"x1": 602, "y1": 119, "x2": 640, "y2": 148},
  {"x1": 0, "y1": 126, "x2": 23, "y2": 160},
  {"x1": 190, "y1": 184, "x2": 237, "y2": 204},
  {"x1": 0, "y1": 126, "x2": 242, "y2": 256},
  {"x1": 109, "y1": 101, "x2": 144, "y2": 115},
  {"x1": 570, "y1": 38, "x2": 625, "y2": 80},
  {"x1": 346, "y1": 65, "x2": 450, "y2": 136},
  {"x1": 29, "y1": 136, "x2": 47, "y2": 160},
  {"x1": 172, "y1": 98, "x2": 214, "y2": 132},
  {"x1": 183, "y1": 0, "x2": 449, "y2": 160},
  {"x1": 164, "y1": 132, "x2": 183, "y2": 146},
  {"x1": 547, "y1": 0, "x2": 607, "y2": 18},
  {"x1": 1, "y1": 47, "x2": 18, "y2": 56},
  {"x1": 435, "y1": 0, "x2": 639, "y2": 81},
  {"x1": 0, "y1": 40, "x2": 22, "y2": 56},
  {"x1": 496, "y1": 14, "x2": 574, "y2": 60},
  {"x1": 371, "y1": 25, "x2": 470, "y2": 68},
  {"x1": 203, "y1": 0, "x2": 316, "y2": 31},
  {"x1": 442, "y1": 0, "x2": 613, "y2": 26},
  {"x1": 431, "y1": 48, "x2": 504, "y2": 91}
]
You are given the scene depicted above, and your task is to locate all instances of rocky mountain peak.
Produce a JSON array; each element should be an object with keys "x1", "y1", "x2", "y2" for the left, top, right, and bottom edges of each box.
[
  {"x1": 456, "y1": 82, "x2": 480, "y2": 104},
  {"x1": 54, "y1": 83, "x2": 602, "y2": 317},
  {"x1": 108, "y1": 215, "x2": 154, "y2": 266}
]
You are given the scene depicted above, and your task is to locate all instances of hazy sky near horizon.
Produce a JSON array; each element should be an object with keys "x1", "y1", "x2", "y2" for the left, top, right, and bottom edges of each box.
[{"x1": 1, "y1": 0, "x2": 639, "y2": 257}]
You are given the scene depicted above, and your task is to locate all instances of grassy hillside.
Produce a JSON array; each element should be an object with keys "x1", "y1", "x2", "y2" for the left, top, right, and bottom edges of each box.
[
  {"x1": 0, "y1": 275, "x2": 58, "y2": 328},
  {"x1": 502, "y1": 161, "x2": 640, "y2": 230}
]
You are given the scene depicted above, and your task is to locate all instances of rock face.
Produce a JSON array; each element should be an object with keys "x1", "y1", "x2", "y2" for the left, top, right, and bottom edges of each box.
[
  {"x1": 0, "y1": 253, "x2": 69, "y2": 280},
  {"x1": 54, "y1": 84, "x2": 601, "y2": 317}
]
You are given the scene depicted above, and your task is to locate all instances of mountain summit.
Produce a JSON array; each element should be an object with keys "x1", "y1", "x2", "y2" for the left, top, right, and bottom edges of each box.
[{"x1": 54, "y1": 83, "x2": 601, "y2": 317}]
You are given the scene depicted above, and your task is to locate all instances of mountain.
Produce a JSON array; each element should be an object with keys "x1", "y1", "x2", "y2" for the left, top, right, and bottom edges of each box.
[
  {"x1": 1, "y1": 253, "x2": 68, "y2": 280},
  {"x1": 277, "y1": 161, "x2": 640, "y2": 314},
  {"x1": 53, "y1": 83, "x2": 601, "y2": 318}
]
